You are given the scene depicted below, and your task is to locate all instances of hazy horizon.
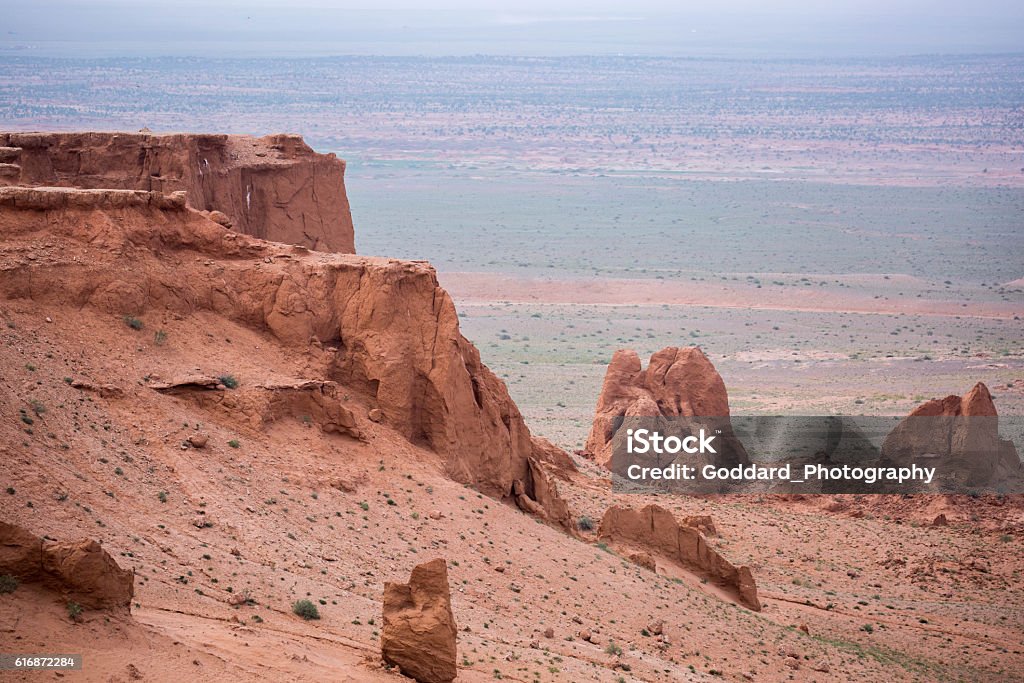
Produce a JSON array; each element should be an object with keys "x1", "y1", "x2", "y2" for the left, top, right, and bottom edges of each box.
[{"x1": 4, "y1": 1, "x2": 1024, "y2": 58}]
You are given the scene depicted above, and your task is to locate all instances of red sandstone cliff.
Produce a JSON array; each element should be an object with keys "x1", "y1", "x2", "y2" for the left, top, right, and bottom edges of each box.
[
  {"x1": 0, "y1": 132, "x2": 354, "y2": 252},
  {"x1": 0, "y1": 185, "x2": 555, "y2": 504}
]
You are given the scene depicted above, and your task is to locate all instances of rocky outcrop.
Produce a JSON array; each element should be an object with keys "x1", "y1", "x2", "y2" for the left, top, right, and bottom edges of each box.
[
  {"x1": 513, "y1": 443, "x2": 574, "y2": 531},
  {"x1": 585, "y1": 347, "x2": 748, "y2": 470},
  {"x1": 381, "y1": 559, "x2": 458, "y2": 683},
  {"x1": 0, "y1": 186, "x2": 533, "y2": 499},
  {"x1": 0, "y1": 522, "x2": 134, "y2": 611},
  {"x1": 151, "y1": 377, "x2": 363, "y2": 440},
  {"x1": 0, "y1": 131, "x2": 354, "y2": 252},
  {"x1": 881, "y1": 382, "x2": 1021, "y2": 488},
  {"x1": 598, "y1": 505, "x2": 761, "y2": 611}
]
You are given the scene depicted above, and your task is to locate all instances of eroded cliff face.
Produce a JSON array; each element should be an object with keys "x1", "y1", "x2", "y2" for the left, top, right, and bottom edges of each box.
[
  {"x1": 0, "y1": 132, "x2": 354, "y2": 252},
  {"x1": 0, "y1": 186, "x2": 542, "y2": 500}
]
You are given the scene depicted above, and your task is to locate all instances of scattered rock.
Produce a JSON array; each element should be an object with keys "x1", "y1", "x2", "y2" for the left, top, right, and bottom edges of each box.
[
  {"x1": 368, "y1": 408, "x2": 383, "y2": 423},
  {"x1": 629, "y1": 552, "x2": 657, "y2": 572},
  {"x1": 188, "y1": 433, "x2": 209, "y2": 449},
  {"x1": 208, "y1": 210, "x2": 232, "y2": 227},
  {"x1": 932, "y1": 514, "x2": 949, "y2": 527},
  {"x1": 150, "y1": 375, "x2": 222, "y2": 393},
  {"x1": 647, "y1": 619, "x2": 664, "y2": 636},
  {"x1": 71, "y1": 380, "x2": 124, "y2": 399}
]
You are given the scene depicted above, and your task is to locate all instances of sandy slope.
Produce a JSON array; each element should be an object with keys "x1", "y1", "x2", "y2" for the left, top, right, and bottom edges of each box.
[{"x1": 2, "y1": 301, "x2": 1022, "y2": 682}]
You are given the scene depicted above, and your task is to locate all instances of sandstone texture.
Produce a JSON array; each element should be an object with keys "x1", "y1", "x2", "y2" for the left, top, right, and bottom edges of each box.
[
  {"x1": 585, "y1": 347, "x2": 748, "y2": 469},
  {"x1": 381, "y1": 558, "x2": 458, "y2": 683},
  {"x1": 0, "y1": 131, "x2": 354, "y2": 252},
  {"x1": 0, "y1": 521, "x2": 134, "y2": 611},
  {"x1": 881, "y1": 382, "x2": 1021, "y2": 488},
  {"x1": 0, "y1": 186, "x2": 548, "y2": 503},
  {"x1": 598, "y1": 505, "x2": 761, "y2": 610}
]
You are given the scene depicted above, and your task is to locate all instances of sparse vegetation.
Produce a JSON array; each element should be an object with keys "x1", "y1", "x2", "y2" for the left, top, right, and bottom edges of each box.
[
  {"x1": 67, "y1": 601, "x2": 83, "y2": 622},
  {"x1": 577, "y1": 515, "x2": 594, "y2": 531},
  {"x1": 123, "y1": 315, "x2": 144, "y2": 330},
  {"x1": 292, "y1": 599, "x2": 320, "y2": 620},
  {"x1": 0, "y1": 574, "x2": 18, "y2": 594},
  {"x1": 219, "y1": 374, "x2": 239, "y2": 389}
]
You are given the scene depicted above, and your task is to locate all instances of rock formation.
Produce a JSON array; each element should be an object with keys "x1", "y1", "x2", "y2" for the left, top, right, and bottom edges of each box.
[
  {"x1": 513, "y1": 439, "x2": 575, "y2": 531},
  {"x1": 585, "y1": 347, "x2": 748, "y2": 471},
  {"x1": 0, "y1": 185, "x2": 550, "y2": 504},
  {"x1": 0, "y1": 131, "x2": 354, "y2": 252},
  {"x1": 381, "y1": 558, "x2": 458, "y2": 683},
  {"x1": 152, "y1": 377, "x2": 363, "y2": 440},
  {"x1": 881, "y1": 382, "x2": 1021, "y2": 489},
  {"x1": 598, "y1": 505, "x2": 761, "y2": 610},
  {"x1": 0, "y1": 521, "x2": 134, "y2": 611}
]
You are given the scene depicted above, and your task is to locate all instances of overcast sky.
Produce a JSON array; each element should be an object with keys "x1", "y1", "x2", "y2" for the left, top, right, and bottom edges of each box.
[{"x1": 3, "y1": 0, "x2": 1023, "y2": 57}]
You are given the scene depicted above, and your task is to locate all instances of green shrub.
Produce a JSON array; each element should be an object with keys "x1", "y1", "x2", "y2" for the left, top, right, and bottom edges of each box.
[
  {"x1": 67, "y1": 601, "x2": 83, "y2": 621},
  {"x1": 577, "y1": 515, "x2": 594, "y2": 531},
  {"x1": 292, "y1": 599, "x2": 320, "y2": 620},
  {"x1": 219, "y1": 374, "x2": 239, "y2": 389},
  {"x1": 228, "y1": 439, "x2": 240, "y2": 449},
  {"x1": 124, "y1": 316, "x2": 144, "y2": 331},
  {"x1": 0, "y1": 574, "x2": 18, "y2": 594}
]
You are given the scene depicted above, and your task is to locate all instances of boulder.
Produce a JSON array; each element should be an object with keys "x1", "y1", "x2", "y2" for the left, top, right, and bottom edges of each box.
[
  {"x1": 0, "y1": 522, "x2": 133, "y2": 612},
  {"x1": 41, "y1": 539, "x2": 135, "y2": 610},
  {"x1": 382, "y1": 559, "x2": 458, "y2": 683},
  {"x1": 629, "y1": 552, "x2": 657, "y2": 572}
]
